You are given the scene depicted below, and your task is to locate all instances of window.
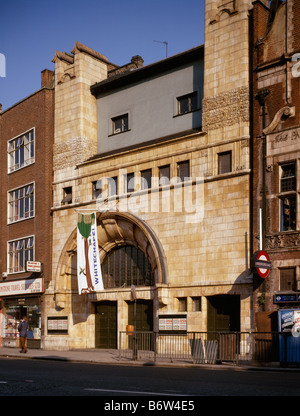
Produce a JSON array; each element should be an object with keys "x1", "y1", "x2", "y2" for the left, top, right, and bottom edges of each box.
[
  {"x1": 102, "y1": 245, "x2": 154, "y2": 288},
  {"x1": 8, "y1": 129, "x2": 34, "y2": 173},
  {"x1": 8, "y1": 236, "x2": 34, "y2": 274},
  {"x1": 177, "y1": 92, "x2": 198, "y2": 114},
  {"x1": 124, "y1": 173, "x2": 134, "y2": 193},
  {"x1": 112, "y1": 114, "x2": 128, "y2": 134},
  {"x1": 62, "y1": 187, "x2": 72, "y2": 205},
  {"x1": 177, "y1": 160, "x2": 190, "y2": 182},
  {"x1": 280, "y1": 268, "x2": 296, "y2": 291},
  {"x1": 218, "y1": 151, "x2": 232, "y2": 174},
  {"x1": 159, "y1": 165, "x2": 170, "y2": 186},
  {"x1": 141, "y1": 169, "x2": 152, "y2": 190},
  {"x1": 280, "y1": 163, "x2": 296, "y2": 192},
  {"x1": 108, "y1": 176, "x2": 118, "y2": 197},
  {"x1": 178, "y1": 297, "x2": 187, "y2": 312},
  {"x1": 192, "y1": 296, "x2": 202, "y2": 312},
  {"x1": 281, "y1": 196, "x2": 296, "y2": 231},
  {"x1": 92, "y1": 180, "x2": 103, "y2": 199},
  {"x1": 8, "y1": 183, "x2": 34, "y2": 223}
]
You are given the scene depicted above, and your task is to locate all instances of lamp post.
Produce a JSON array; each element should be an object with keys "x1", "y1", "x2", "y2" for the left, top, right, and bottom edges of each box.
[{"x1": 131, "y1": 285, "x2": 137, "y2": 360}]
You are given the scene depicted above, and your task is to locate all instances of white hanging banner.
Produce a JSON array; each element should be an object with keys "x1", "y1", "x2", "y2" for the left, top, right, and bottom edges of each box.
[{"x1": 77, "y1": 212, "x2": 104, "y2": 294}]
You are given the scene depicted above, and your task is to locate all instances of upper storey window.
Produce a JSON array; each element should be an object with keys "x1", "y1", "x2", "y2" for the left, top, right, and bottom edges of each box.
[
  {"x1": 280, "y1": 163, "x2": 296, "y2": 193},
  {"x1": 8, "y1": 183, "x2": 34, "y2": 223},
  {"x1": 8, "y1": 129, "x2": 34, "y2": 173},
  {"x1": 112, "y1": 114, "x2": 129, "y2": 134},
  {"x1": 177, "y1": 92, "x2": 198, "y2": 115},
  {"x1": 279, "y1": 162, "x2": 297, "y2": 232}
]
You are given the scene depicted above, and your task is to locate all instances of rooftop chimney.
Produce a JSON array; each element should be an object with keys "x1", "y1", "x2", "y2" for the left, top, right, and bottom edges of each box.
[{"x1": 41, "y1": 69, "x2": 54, "y2": 88}]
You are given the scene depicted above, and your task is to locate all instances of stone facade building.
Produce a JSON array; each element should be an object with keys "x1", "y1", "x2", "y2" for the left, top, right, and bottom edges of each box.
[
  {"x1": 0, "y1": 70, "x2": 54, "y2": 348},
  {"x1": 251, "y1": 0, "x2": 300, "y2": 330},
  {"x1": 43, "y1": 0, "x2": 254, "y2": 351}
]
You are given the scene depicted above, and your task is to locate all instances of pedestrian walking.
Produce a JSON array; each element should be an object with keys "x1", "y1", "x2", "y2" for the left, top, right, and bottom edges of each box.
[{"x1": 18, "y1": 316, "x2": 28, "y2": 353}]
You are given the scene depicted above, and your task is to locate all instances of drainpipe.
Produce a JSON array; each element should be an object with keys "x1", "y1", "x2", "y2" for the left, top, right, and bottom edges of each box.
[{"x1": 255, "y1": 88, "x2": 270, "y2": 250}]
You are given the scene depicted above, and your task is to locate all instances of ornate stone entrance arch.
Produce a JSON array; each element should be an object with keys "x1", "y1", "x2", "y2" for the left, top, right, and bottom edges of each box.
[{"x1": 54, "y1": 211, "x2": 168, "y2": 307}]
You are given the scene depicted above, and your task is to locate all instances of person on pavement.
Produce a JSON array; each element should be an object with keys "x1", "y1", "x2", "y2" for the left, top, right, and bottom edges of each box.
[{"x1": 18, "y1": 316, "x2": 28, "y2": 353}]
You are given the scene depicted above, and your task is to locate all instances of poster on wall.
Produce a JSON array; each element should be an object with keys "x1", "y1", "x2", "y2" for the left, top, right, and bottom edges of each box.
[
  {"x1": 278, "y1": 309, "x2": 300, "y2": 333},
  {"x1": 77, "y1": 212, "x2": 104, "y2": 294},
  {"x1": 158, "y1": 314, "x2": 187, "y2": 334}
]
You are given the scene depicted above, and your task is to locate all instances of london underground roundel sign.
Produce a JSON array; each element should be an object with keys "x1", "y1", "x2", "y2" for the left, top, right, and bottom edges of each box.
[{"x1": 255, "y1": 250, "x2": 271, "y2": 279}]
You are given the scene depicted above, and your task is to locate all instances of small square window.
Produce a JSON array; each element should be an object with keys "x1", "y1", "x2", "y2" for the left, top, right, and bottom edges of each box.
[
  {"x1": 192, "y1": 297, "x2": 202, "y2": 312},
  {"x1": 124, "y1": 173, "x2": 134, "y2": 193},
  {"x1": 62, "y1": 187, "x2": 72, "y2": 205},
  {"x1": 177, "y1": 160, "x2": 190, "y2": 182},
  {"x1": 280, "y1": 268, "x2": 296, "y2": 291},
  {"x1": 178, "y1": 297, "x2": 187, "y2": 312},
  {"x1": 218, "y1": 151, "x2": 232, "y2": 174},
  {"x1": 141, "y1": 169, "x2": 152, "y2": 190},
  {"x1": 108, "y1": 177, "x2": 118, "y2": 196},
  {"x1": 92, "y1": 180, "x2": 103, "y2": 199},
  {"x1": 112, "y1": 114, "x2": 128, "y2": 134},
  {"x1": 159, "y1": 165, "x2": 170, "y2": 186},
  {"x1": 177, "y1": 92, "x2": 198, "y2": 114}
]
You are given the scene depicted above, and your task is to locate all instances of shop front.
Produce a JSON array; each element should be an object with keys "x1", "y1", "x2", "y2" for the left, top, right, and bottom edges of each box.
[{"x1": 0, "y1": 278, "x2": 43, "y2": 349}]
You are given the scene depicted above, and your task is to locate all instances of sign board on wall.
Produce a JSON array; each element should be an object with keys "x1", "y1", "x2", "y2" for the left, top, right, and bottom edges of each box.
[
  {"x1": 47, "y1": 317, "x2": 68, "y2": 334},
  {"x1": 0, "y1": 278, "x2": 43, "y2": 296},
  {"x1": 26, "y1": 261, "x2": 42, "y2": 273},
  {"x1": 252, "y1": 250, "x2": 271, "y2": 278},
  {"x1": 274, "y1": 293, "x2": 300, "y2": 304},
  {"x1": 158, "y1": 314, "x2": 187, "y2": 334}
]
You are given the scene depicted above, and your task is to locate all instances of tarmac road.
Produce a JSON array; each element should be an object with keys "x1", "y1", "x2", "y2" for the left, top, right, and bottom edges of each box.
[{"x1": 0, "y1": 356, "x2": 300, "y2": 398}]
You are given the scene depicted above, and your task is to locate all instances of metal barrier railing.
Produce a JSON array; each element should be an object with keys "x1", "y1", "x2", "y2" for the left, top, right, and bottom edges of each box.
[{"x1": 118, "y1": 331, "x2": 300, "y2": 365}]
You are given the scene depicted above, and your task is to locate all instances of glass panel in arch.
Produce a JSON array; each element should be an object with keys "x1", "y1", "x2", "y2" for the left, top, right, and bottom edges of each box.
[{"x1": 102, "y1": 245, "x2": 154, "y2": 289}]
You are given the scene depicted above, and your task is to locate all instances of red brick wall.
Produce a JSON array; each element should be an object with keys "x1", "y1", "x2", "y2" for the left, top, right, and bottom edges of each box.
[
  {"x1": 0, "y1": 85, "x2": 54, "y2": 288},
  {"x1": 251, "y1": 0, "x2": 300, "y2": 322}
]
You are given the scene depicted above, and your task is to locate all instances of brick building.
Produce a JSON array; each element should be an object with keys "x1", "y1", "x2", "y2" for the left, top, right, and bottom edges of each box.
[
  {"x1": 251, "y1": 0, "x2": 300, "y2": 330},
  {"x1": 0, "y1": 70, "x2": 54, "y2": 348}
]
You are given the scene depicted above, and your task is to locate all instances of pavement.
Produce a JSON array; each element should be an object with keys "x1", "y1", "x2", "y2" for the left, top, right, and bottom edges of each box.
[{"x1": 1, "y1": 346, "x2": 300, "y2": 371}]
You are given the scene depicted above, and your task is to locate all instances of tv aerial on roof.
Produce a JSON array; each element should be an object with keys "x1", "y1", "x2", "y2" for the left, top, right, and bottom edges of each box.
[{"x1": 153, "y1": 40, "x2": 168, "y2": 58}]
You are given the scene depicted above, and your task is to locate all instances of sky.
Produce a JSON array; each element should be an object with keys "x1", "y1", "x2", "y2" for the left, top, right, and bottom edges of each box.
[{"x1": 0, "y1": 0, "x2": 205, "y2": 111}]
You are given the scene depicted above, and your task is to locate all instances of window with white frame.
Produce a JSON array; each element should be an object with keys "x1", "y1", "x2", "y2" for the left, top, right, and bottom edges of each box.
[
  {"x1": 8, "y1": 183, "x2": 34, "y2": 223},
  {"x1": 7, "y1": 129, "x2": 34, "y2": 173},
  {"x1": 8, "y1": 236, "x2": 34, "y2": 274}
]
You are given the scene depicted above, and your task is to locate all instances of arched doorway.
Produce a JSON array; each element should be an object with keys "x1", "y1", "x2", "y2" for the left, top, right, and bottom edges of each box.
[{"x1": 53, "y1": 211, "x2": 168, "y2": 350}]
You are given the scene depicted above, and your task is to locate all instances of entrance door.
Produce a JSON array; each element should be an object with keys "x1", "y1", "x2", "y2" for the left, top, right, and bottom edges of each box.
[
  {"x1": 95, "y1": 301, "x2": 117, "y2": 349},
  {"x1": 128, "y1": 300, "x2": 153, "y2": 351},
  {"x1": 207, "y1": 295, "x2": 240, "y2": 361},
  {"x1": 128, "y1": 300, "x2": 153, "y2": 331},
  {"x1": 207, "y1": 295, "x2": 240, "y2": 332}
]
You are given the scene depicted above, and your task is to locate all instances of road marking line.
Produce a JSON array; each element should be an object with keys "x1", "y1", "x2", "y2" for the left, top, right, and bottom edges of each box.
[{"x1": 84, "y1": 388, "x2": 189, "y2": 396}]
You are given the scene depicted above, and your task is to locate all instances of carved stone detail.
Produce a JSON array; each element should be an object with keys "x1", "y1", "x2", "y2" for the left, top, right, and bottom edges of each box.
[
  {"x1": 202, "y1": 86, "x2": 249, "y2": 131},
  {"x1": 265, "y1": 232, "x2": 300, "y2": 250},
  {"x1": 210, "y1": 0, "x2": 238, "y2": 24}
]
